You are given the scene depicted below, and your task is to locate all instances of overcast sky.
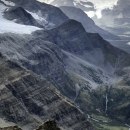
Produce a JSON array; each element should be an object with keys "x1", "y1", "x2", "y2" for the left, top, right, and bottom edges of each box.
[
  {"x1": 38, "y1": 0, "x2": 118, "y2": 18},
  {"x1": 89, "y1": 0, "x2": 118, "y2": 9},
  {"x1": 90, "y1": 0, "x2": 118, "y2": 18},
  {"x1": 38, "y1": 0, "x2": 118, "y2": 7}
]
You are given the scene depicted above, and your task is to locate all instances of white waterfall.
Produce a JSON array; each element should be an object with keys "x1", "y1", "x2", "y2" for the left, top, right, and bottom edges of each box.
[{"x1": 105, "y1": 93, "x2": 108, "y2": 115}]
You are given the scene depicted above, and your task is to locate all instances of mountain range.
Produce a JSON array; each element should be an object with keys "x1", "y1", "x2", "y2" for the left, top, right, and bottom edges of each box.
[
  {"x1": 3, "y1": 0, "x2": 120, "y2": 40},
  {"x1": 39, "y1": 0, "x2": 120, "y2": 40},
  {"x1": 0, "y1": 0, "x2": 130, "y2": 130}
]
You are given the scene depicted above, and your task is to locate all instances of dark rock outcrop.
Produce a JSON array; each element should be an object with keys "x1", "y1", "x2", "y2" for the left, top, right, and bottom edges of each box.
[{"x1": 36, "y1": 120, "x2": 61, "y2": 130}]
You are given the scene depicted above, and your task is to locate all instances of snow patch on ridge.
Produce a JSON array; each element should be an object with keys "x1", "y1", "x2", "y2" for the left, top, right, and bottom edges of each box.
[
  {"x1": 26, "y1": 10, "x2": 55, "y2": 29},
  {"x1": 26, "y1": 10, "x2": 46, "y2": 22},
  {"x1": 0, "y1": 3, "x2": 41, "y2": 34}
]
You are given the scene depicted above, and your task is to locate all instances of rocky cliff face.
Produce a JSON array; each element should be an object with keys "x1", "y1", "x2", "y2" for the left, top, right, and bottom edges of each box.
[
  {"x1": 0, "y1": 18, "x2": 129, "y2": 91},
  {"x1": 32, "y1": 19, "x2": 130, "y2": 89},
  {"x1": 0, "y1": 53, "x2": 95, "y2": 130},
  {"x1": 34, "y1": 19, "x2": 130, "y2": 72},
  {"x1": 0, "y1": 33, "x2": 75, "y2": 98}
]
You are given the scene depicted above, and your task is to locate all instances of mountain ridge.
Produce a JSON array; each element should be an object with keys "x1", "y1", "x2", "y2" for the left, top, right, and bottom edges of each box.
[{"x1": 59, "y1": 6, "x2": 120, "y2": 40}]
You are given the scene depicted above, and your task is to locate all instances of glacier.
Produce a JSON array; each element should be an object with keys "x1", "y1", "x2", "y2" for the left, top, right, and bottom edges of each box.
[{"x1": 0, "y1": 3, "x2": 41, "y2": 34}]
